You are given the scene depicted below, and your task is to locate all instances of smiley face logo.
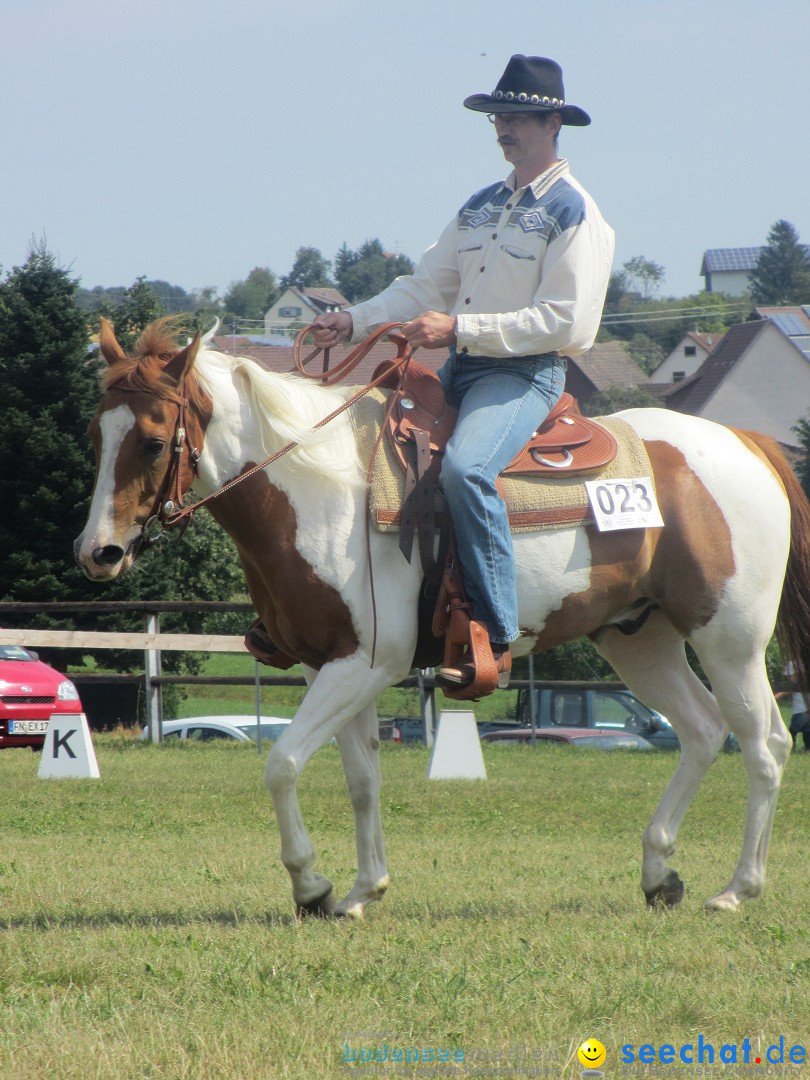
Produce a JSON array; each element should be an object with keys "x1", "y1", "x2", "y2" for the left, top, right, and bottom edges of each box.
[{"x1": 577, "y1": 1039, "x2": 607, "y2": 1069}]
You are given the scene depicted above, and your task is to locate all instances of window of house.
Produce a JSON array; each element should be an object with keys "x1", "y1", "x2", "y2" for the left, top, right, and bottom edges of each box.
[
  {"x1": 673, "y1": 371, "x2": 686, "y2": 382},
  {"x1": 684, "y1": 345, "x2": 697, "y2": 357}
]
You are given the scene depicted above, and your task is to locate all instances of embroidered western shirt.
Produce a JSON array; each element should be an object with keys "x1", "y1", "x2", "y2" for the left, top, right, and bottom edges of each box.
[{"x1": 348, "y1": 159, "x2": 614, "y2": 358}]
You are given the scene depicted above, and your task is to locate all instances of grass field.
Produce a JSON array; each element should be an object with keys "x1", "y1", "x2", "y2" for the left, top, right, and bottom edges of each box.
[{"x1": 0, "y1": 736, "x2": 808, "y2": 1079}]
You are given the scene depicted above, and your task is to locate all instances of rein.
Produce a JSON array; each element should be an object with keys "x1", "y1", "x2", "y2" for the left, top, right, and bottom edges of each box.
[{"x1": 138, "y1": 323, "x2": 414, "y2": 544}]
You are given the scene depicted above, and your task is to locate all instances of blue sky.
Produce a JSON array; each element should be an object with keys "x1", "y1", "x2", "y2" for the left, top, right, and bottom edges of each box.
[{"x1": 3, "y1": 0, "x2": 809, "y2": 301}]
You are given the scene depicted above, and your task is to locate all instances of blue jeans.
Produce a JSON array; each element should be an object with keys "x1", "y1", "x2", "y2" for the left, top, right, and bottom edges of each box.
[{"x1": 437, "y1": 350, "x2": 566, "y2": 645}]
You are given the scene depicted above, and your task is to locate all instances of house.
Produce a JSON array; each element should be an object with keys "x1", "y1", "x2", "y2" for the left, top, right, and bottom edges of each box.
[
  {"x1": 565, "y1": 340, "x2": 650, "y2": 406},
  {"x1": 651, "y1": 331, "x2": 726, "y2": 384},
  {"x1": 701, "y1": 247, "x2": 810, "y2": 295},
  {"x1": 264, "y1": 286, "x2": 349, "y2": 338},
  {"x1": 700, "y1": 248, "x2": 762, "y2": 295},
  {"x1": 752, "y1": 306, "x2": 810, "y2": 360},
  {"x1": 661, "y1": 317, "x2": 810, "y2": 447}
]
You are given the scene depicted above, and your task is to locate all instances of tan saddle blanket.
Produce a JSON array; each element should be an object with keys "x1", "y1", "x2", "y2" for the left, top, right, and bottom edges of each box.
[{"x1": 351, "y1": 376, "x2": 652, "y2": 533}]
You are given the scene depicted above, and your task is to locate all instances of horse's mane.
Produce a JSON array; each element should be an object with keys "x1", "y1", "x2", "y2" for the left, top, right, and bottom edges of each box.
[
  {"x1": 101, "y1": 317, "x2": 210, "y2": 414},
  {"x1": 103, "y1": 317, "x2": 362, "y2": 487}
]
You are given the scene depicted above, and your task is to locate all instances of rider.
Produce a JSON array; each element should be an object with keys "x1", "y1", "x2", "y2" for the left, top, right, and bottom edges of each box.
[{"x1": 311, "y1": 55, "x2": 614, "y2": 691}]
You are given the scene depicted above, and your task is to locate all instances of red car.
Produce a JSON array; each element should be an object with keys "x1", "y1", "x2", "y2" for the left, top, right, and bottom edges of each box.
[
  {"x1": 481, "y1": 726, "x2": 653, "y2": 750},
  {"x1": 0, "y1": 645, "x2": 83, "y2": 750}
]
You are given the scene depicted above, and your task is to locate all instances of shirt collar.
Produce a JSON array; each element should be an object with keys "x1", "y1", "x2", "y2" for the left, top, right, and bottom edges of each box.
[{"x1": 503, "y1": 158, "x2": 570, "y2": 198}]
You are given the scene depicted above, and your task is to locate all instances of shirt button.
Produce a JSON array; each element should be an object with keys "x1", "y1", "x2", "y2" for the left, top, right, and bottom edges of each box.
[
  {"x1": 480, "y1": 266, "x2": 485, "y2": 273},
  {"x1": 464, "y1": 298, "x2": 471, "y2": 305},
  {"x1": 505, "y1": 203, "x2": 513, "y2": 210},
  {"x1": 491, "y1": 233, "x2": 498, "y2": 240}
]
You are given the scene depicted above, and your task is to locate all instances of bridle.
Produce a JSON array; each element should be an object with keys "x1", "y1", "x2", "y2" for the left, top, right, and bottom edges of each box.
[{"x1": 118, "y1": 323, "x2": 415, "y2": 554}]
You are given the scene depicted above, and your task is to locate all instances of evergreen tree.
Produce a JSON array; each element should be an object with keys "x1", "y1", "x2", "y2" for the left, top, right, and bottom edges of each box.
[
  {"x1": 0, "y1": 244, "x2": 99, "y2": 603},
  {"x1": 749, "y1": 220, "x2": 810, "y2": 305},
  {"x1": 0, "y1": 249, "x2": 247, "y2": 686}
]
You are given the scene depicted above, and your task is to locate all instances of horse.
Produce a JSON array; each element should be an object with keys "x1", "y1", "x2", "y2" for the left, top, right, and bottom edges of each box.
[{"x1": 75, "y1": 316, "x2": 810, "y2": 918}]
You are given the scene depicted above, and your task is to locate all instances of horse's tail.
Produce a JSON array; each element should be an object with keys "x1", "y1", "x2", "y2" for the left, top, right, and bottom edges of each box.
[{"x1": 736, "y1": 428, "x2": 810, "y2": 696}]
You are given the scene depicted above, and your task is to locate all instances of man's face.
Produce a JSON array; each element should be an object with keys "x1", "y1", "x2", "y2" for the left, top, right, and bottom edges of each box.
[{"x1": 491, "y1": 112, "x2": 560, "y2": 173}]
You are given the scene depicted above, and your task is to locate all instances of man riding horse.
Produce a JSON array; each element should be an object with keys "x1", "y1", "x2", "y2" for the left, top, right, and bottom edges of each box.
[{"x1": 252, "y1": 54, "x2": 615, "y2": 694}]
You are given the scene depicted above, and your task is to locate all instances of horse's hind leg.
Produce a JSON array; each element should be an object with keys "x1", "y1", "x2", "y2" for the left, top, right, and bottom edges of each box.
[
  {"x1": 593, "y1": 611, "x2": 729, "y2": 908},
  {"x1": 334, "y1": 701, "x2": 389, "y2": 918},
  {"x1": 690, "y1": 642, "x2": 791, "y2": 911}
]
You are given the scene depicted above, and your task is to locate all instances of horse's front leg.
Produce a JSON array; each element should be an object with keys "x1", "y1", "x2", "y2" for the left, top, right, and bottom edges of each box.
[{"x1": 264, "y1": 655, "x2": 397, "y2": 918}]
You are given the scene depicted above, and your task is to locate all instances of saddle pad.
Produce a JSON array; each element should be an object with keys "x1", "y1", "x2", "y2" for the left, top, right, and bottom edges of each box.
[{"x1": 350, "y1": 389, "x2": 653, "y2": 533}]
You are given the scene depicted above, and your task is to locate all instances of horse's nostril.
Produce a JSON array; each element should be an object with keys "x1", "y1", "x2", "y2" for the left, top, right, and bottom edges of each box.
[{"x1": 92, "y1": 545, "x2": 125, "y2": 567}]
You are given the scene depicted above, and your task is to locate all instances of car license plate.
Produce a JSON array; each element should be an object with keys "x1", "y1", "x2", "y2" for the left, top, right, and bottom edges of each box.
[{"x1": 8, "y1": 720, "x2": 49, "y2": 734}]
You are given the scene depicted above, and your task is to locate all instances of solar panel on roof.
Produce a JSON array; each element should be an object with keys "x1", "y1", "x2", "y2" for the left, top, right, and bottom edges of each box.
[
  {"x1": 770, "y1": 313, "x2": 809, "y2": 336},
  {"x1": 704, "y1": 247, "x2": 762, "y2": 272}
]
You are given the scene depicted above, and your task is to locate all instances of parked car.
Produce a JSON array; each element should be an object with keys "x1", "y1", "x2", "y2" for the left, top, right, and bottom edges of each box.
[
  {"x1": 515, "y1": 685, "x2": 679, "y2": 749},
  {"x1": 481, "y1": 726, "x2": 654, "y2": 750},
  {"x1": 0, "y1": 645, "x2": 83, "y2": 750},
  {"x1": 515, "y1": 684, "x2": 739, "y2": 751},
  {"x1": 139, "y1": 716, "x2": 292, "y2": 743}
]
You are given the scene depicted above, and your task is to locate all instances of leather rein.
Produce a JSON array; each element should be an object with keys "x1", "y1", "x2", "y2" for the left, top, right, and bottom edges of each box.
[{"x1": 130, "y1": 323, "x2": 415, "y2": 552}]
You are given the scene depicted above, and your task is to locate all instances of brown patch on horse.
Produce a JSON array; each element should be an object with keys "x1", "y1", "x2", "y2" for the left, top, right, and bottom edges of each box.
[
  {"x1": 88, "y1": 375, "x2": 212, "y2": 535},
  {"x1": 642, "y1": 440, "x2": 735, "y2": 635},
  {"x1": 529, "y1": 440, "x2": 736, "y2": 649},
  {"x1": 207, "y1": 468, "x2": 360, "y2": 670}
]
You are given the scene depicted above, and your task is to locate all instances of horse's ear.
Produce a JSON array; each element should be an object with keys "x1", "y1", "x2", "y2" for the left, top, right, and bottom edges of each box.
[
  {"x1": 98, "y1": 318, "x2": 128, "y2": 366},
  {"x1": 163, "y1": 332, "x2": 201, "y2": 385}
]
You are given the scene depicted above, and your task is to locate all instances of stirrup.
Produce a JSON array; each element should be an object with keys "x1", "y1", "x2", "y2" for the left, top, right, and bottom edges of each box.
[{"x1": 437, "y1": 647, "x2": 512, "y2": 692}]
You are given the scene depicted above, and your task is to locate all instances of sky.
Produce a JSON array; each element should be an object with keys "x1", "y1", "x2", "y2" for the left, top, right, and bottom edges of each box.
[{"x1": 3, "y1": 0, "x2": 809, "y2": 304}]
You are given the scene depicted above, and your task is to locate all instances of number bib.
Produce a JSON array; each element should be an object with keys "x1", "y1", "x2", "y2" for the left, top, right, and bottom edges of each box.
[{"x1": 584, "y1": 476, "x2": 664, "y2": 532}]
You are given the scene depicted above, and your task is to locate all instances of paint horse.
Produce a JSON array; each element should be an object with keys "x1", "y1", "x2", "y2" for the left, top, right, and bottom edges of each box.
[{"x1": 75, "y1": 317, "x2": 810, "y2": 918}]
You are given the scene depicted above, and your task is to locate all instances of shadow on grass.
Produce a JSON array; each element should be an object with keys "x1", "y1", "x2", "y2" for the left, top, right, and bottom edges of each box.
[{"x1": 0, "y1": 908, "x2": 300, "y2": 932}]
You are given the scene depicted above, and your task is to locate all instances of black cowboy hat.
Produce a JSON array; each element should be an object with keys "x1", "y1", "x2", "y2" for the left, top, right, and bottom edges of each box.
[{"x1": 463, "y1": 54, "x2": 591, "y2": 127}]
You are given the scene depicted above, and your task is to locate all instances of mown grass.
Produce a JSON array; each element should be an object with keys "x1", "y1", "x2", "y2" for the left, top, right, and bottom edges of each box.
[{"x1": 0, "y1": 738, "x2": 807, "y2": 1079}]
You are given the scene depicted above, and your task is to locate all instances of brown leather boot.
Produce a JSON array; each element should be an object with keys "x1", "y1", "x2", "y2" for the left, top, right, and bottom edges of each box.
[
  {"x1": 436, "y1": 645, "x2": 512, "y2": 691},
  {"x1": 243, "y1": 620, "x2": 297, "y2": 670}
]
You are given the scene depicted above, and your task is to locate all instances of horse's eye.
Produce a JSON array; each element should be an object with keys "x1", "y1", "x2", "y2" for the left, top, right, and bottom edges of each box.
[{"x1": 143, "y1": 438, "x2": 165, "y2": 457}]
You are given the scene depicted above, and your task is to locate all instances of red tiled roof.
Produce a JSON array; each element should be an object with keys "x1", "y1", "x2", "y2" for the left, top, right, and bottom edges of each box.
[{"x1": 210, "y1": 338, "x2": 445, "y2": 384}]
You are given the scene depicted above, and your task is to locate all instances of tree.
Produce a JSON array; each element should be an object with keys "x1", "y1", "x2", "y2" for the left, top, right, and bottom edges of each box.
[
  {"x1": 0, "y1": 250, "x2": 247, "y2": 695},
  {"x1": 280, "y1": 247, "x2": 334, "y2": 291},
  {"x1": 335, "y1": 239, "x2": 415, "y2": 303},
  {"x1": 222, "y1": 267, "x2": 279, "y2": 327},
  {"x1": 93, "y1": 276, "x2": 165, "y2": 350},
  {"x1": 78, "y1": 280, "x2": 196, "y2": 317},
  {"x1": 603, "y1": 268, "x2": 630, "y2": 314},
  {"x1": 793, "y1": 415, "x2": 810, "y2": 503},
  {"x1": 622, "y1": 256, "x2": 665, "y2": 301},
  {"x1": 749, "y1": 220, "x2": 810, "y2": 305},
  {"x1": 0, "y1": 244, "x2": 99, "y2": 603},
  {"x1": 582, "y1": 385, "x2": 661, "y2": 416}
]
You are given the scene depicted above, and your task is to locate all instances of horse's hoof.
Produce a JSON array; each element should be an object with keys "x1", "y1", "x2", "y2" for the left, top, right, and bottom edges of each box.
[
  {"x1": 295, "y1": 889, "x2": 335, "y2": 919},
  {"x1": 704, "y1": 890, "x2": 741, "y2": 913},
  {"x1": 334, "y1": 903, "x2": 365, "y2": 921},
  {"x1": 644, "y1": 870, "x2": 684, "y2": 909}
]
